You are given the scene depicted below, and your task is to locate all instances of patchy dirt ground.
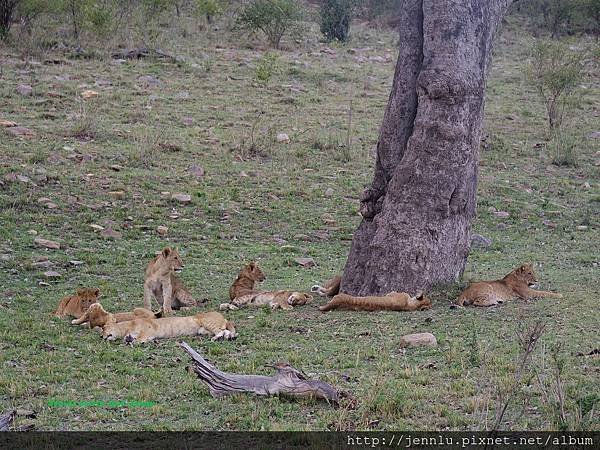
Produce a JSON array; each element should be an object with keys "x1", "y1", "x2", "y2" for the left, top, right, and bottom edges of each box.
[{"x1": 0, "y1": 17, "x2": 598, "y2": 430}]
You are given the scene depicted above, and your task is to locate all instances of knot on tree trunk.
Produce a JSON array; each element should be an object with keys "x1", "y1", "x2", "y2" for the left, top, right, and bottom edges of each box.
[
  {"x1": 417, "y1": 69, "x2": 483, "y2": 101},
  {"x1": 359, "y1": 187, "x2": 385, "y2": 219}
]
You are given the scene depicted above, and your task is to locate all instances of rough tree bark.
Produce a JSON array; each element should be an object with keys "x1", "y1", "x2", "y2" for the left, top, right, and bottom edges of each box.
[{"x1": 341, "y1": 0, "x2": 514, "y2": 296}]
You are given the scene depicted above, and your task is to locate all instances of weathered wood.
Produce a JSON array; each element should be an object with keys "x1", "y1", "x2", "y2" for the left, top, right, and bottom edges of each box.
[
  {"x1": 342, "y1": 0, "x2": 514, "y2": 296},
  {"x1": 0, "y1": 410, "x2": 15, "y2": 431},
  {"x1": 180, "y1": 342, "x2": 339, "y2": 404}
]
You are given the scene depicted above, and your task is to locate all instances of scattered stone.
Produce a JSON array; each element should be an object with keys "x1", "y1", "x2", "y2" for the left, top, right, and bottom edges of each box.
[
  {"x1": 0, "y1": 119, "x2": 17, "y2": 127},
  {"x1": 37, "y1": 197, "x2": 51, "y2": 204},
  {"x1": 576, "y1": 225, "x2": 588, "y2": 231},
  {"x1": 69, "y1": 260, "x2": 84, "y2": 266},
  {"x1": 45, "y1": 202, "x2": 58, "y2": 209},
  {"x1": 80, "y1": 90, "x2": 99, "y2": 99},
  {"x1": 6, "y1": 126, "x2": 35, "y2": 137},
  {"x1": 28, "y1": 230, "x2": 37, "y2": 235},
  {"x1": 94, "y1": 79, "x2": 112, "y2": 87},
  {"x1": 294, "y1": 234, "x2": 311, "y2": 241},
  {"x1": 399, "y1": 332, "x2": 437, "y2": 348},
  {"x1": 543, "y1": 220, "x2": 557, "y2": 229},
  {"x1": 471, "y1": 234, "x2": 492, "y2": 248},
  {"x1": 171, "y1": 193, "x2": 192, "y2": 204},
  {"x1": 101, "y1": 228, "x2": 122, "y2": 239},
  {"x1": 583, "y1": 182, "x2": 591, "y2": 189},
  {"x1": 588, "y1": 131, "x2": 600, "y2": 139},
  {"x1": 239, "y1": 171, "x2": 248, "y2": 177},
  {"x1": 182, "y1": 117, "x2": 194, "y2": 126},
  {"x1": 137, "y1": 75, "x2": 161, "y2": 87},
  {"x1": 324, "y1": 188, "x2": 334, "y2": 198},
  {"x1": 16, "y1": 174, "x2": 30, "y2": 183},
  {"x1": 267, "y1": 193, "x2": 280, "y2": 201},
  {"x1": 190, "y1": 164, "x2": 204, "y2": 178},
  {"x1": 156, "y1": 226, "x2": 168, "y2": 237},
  {"x1": 32, "y1": 260, "x2": 53, "y2": 268},
  {"x1": 493, "y1": 211, "x2": 510, "y2": 218},
  {"x1": 43, "y1": 270, "x2": 61, "y2": 278},
  {"x1": 295, "y1": 257, "x2": 316, "y2": 268},
  {"x1": 89, "y1": 224, "x2": 104, "y2": 231},
  {"x1": 276, "y1": 133, "x2": 290, "y2": 143},
  {"x1": 109, "y1": 164, "x2": 123, "y2": 171},
  {"x1": 34, "y1": 238, "x2": 60, "y2": 250},
  {"x1": 16, "y1": 84, "x2": 33, "y2": 96},
  {"x1": 108, "y1": 190, "x2": 125, "y2": 200}
]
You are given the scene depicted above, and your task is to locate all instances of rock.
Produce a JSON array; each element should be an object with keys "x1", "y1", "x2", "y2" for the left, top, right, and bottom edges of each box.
[
  {"x1": 101, "y1": 228, "x2": 122, "y2": 239},
  {"x1": 583, "y1": 182, "x2": 591, "y2": 189},
  {"x1": 34, "y1": 238, "x2": 60, "y2": 250},
  {"x1": 94, "y1": 78, "x2": 112, "y2": 87},
  {"x1": 295, "y1": 257, "x2": 316, "y2": 268},
  {"x1": 239, "y1": 171, "x2": 248, "y2": 177},
  {"x1": 109, "y1": 164, "x2": 123, "y2": 171},
  {"x1": 494, "y1": 211, "x2": 510, "y2": 218},
  {"x1": 172, "y1": 193, "x2": 192, "y2": 204},
  {"x1": 32, "y1": 260, "x2": 53, "y2": 268},
  {"x1": 182, "y1": 117, "x2": 194, "y2": 126},
  {"x1": 0, "y1": 119, "x2": 17, "y2": 127},
  {"x1": 16, "y1": 84, "x2": 33, "y2": 96},
  {"x1": 45, "y1": 202, "x2": 58, "y2": 209},
  {"x1": 89, "y1": 224, "x2": 104, "y2": 231},
  {"x1": 37, "y1": 197, "x2": 52, "y2": 204},
  {"x1": 190, "y1": 164, "x2": 204, "y2": 178},
  {"x1": 6, "y1": 126, "x2": 35, "y2": 137},
  {"x1": 471, "y1": 234, "x2": 492, "y2": 248},
  {"x1": 399, "y1": 332, "x2": 437, "y2": 348},
  {"x1": 80, "y1": 90, "x2": 99, "y2": 99},
  {"x1": 108, "y1": 191, "x2": 125, "y2": 200},
  {"x1": 43, "y1": 270, "x2": 61, "y2": 278},
  {"x1": 69, "y1": 260, "x2": 84, "y2": 266},
  {"x1": 276, "y1": 133, "x2": 290, "y2": 143},
  {"x1": 324, "y1": 188, "x2": 334, "y2": 197},
  {"x1": 137, "y1": 75, "x2": 161, "y2": 87},
  {"x1": 576, "y1": 225, "x2": 588, "y2": 231},
  {"x1": 156, "y1": 226, "x2": 168, "y2": 237},
  {"x1": 588, "y1": 131, "x2": 600, "y2": 139},
  {"x1": 28, "y1": 230, "x2": 37, "y2": 235}
]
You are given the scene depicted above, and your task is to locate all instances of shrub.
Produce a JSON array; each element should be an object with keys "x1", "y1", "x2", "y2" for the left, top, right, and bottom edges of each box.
[
  {"x1": 526, "y1": 39, "x2": 586, "y2": 130},
  {"x1": 0, "y1": 0, "x2": 20, "y2": 40},
  {"x1": 320, "y1": 0, "x2": 353, "y2": 42},
  {"x1": 194, "y1": 0, "x2": 223, "y2": 24},
  {"x1": 255, "y1": 52, "x2": 279, "y2": 85},
  {"x1": 549, "y1": 129, "x2": 579, "y2": 167},
  {"x1": 237, "y1": 0, "x2": 303, "y2": 49}
]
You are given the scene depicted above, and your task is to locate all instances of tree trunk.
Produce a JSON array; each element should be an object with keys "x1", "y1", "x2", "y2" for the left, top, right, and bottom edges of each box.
[{"x1": 341, "y1": 0, "x2": 513, "y2": 296}]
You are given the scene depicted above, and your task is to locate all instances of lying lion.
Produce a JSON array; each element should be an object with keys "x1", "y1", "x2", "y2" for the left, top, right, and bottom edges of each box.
[
  {"x1": 454, "y1": 263, "x2": 562, "y2": 307},
  {"x1": 52, "y1": 288, "x2": 100, "y2": 318},
  {"x1": 71, "y1": 303, "x2": 160, "y2": 328},
  {"x1": 229, "y1": 261, "x2": 265, "y2": 300},
  {"x1": 311, "y1": 275, "x2": 341, "y2": 297},
  {"x1": 220, "y1": 291, "x2": 313, "y2": 311},
  {"x1": 320, "y1": 292, "x2": 432, "y2": 312},
  {"x1": 102, "y1": 311, "x2": 237, "y2": 344},
  {"x1": 144, "y1": 247, "x2": 201, "y2": 315}
]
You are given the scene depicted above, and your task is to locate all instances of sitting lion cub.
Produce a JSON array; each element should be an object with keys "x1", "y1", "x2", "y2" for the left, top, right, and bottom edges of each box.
[
  {"x1": 144, "y1": 247, "x2": 200, "y2": 315},
  {"x1": 220, "y1": 290, "x2": 313, "y2": 311},
  {"x1": 454, "y1": 263, "x2": 562, "y2": 307},
  {"x1": 320, "y1": 292, "x2": 432, "y2": 312},
  {"x1": 71, "y1": 303, "x2": 159, "y2": 328},
  {"x1": 52, "y1": 288, "x2": 100, "y2": 318},
  {"x1": 102, "y1": 311, "x2": 237, "y2": 344},
  {"x1": 229, "y1": 261, "x2": 266, "y2": 300},
  {"x1": 311, "y1": 275, "x2": 341, "y2": 297}
]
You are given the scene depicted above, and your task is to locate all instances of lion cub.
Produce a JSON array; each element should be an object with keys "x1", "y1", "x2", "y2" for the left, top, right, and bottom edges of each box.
[
  {"x1": 52, "y1": 288, "x2": 100, "y2": 318},
  {"x1": 454, "y1": 263, "x2": 562, "y2": 307},
  {"x1": 320, "y1": 292, "x2": 432, "y2": 312},
  {"x1": 144, "y1": 247, "x2": 199, "y2": 315},
  {"x1": 221, "y1": 290, "x2": 313, "y2": 311},
  {"x1": 311, "y1": 275, "x2": 341, "y2": 297},
  {"x1": 71, "y1": 303, "x2": 159, "y2": 328},
  {"x1": 102, "y1": 312, "x2": 237, "y2": 344},
  {"x1": 228, "y1": 261, "x2": 265, "y2": 300}
]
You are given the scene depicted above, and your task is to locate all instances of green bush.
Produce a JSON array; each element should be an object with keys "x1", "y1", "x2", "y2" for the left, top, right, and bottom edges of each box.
[
  {"x1": 320, "y1": 0, "x2": 353, "y2": 42},
  {"x1": 194, "y1": 0, "x2": 224, "y2": 24},
  {"x1": 255, "y1": 52, "x2": 279, "y2": 85},
  {"x1": 237, "y1": 0, "x2": 303, "y2": 49}
]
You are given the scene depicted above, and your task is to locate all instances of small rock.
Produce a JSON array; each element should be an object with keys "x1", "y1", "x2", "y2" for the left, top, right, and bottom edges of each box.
[
  {"x1": 494, "y1": 211, "x2": 510, "y2": 218},
  {"x1": 16, "y1": 84, "x2": 33, "y2": 96},
  {"x1": 182, "y1": 117, "x2": 194, "y2": 126},
  {"x1": 172, "y1": 193, "x2": 192, "y2": 204},
  {"x1": 471, "y1": 234, "x2": 492, "y2": 248},
  {"x1": 399, "y1": 332, "x2": 437, "y2": 348},
  {"x1": 588, "y1": 131, "x2": 600, "y2": 139},
  {"x1": 16, "y1": 174, "x2": 30, "y2": 183},
  {"x1": 34, "y1": 238, "x2": 60, "y2": 250},
  {"x1": 101, "y1": 228, "x2": 122, "y2": 239},
  {"x1": 69, "y1": 260, "x2": 84, "y2": 266},
  {"x1": 45, "y1": 202, "x2": 58, "y2": 209},
  {"x1": 32, "y1": 260, "x2": 53, "y2": 268},
  {"x1": 43, "y1": 270, "x2": 61, "y2": 278},
  {"x1": 37, "y1": 197, "x2": 52, "y2": 204},
  {"x1": 239, "y1": 171, "x2": 248, "y2": 177},
  {"x1": 0, "y1": 119, "x2": 17, "y2": 127},
  {"x1": 94, "y1": 79, "x2": 112, "y2": 87},
  {"x1": 80, "y1": 90, "x2": 99, "y2": 99},
  {"x1": 295, "y1": 257, "x2": 316, "y2": 268},
  {"x1": 583, "y1": 182, "x2": 591, "y2": 189},
  {"x1": 6, "y1": 126, "x2": 35, "y2": 137},
  {"x1": 108, "y1": 190, "x2": 125, "y2": 200},
  {"x1": 28, "y1": 230, "x2": 37, "y2": 235},
  {"x1": 190, "y1": 164, "x2": 204, "y2": 178},
  {"x1": 576, "y1": 225, "x2": 588, "y2": 231},
  {"x1": 324, "y1": 188, "x2": 334, "y2": 197},
  {"x1": 89, "y1": 224, "x2": 104, "y2": 232},
  {"x1": 156, "y1": 226, "x2": 168, "y2": 237},
  {"x1": 109, "y1": 164, "x2": 123, "y2": 171},
  {"x1": 276, "y1": 133, "x2": 290, "y2": 144},
  {"x1": 138, "y1": 75, "x2": 161, "y2": 87}
]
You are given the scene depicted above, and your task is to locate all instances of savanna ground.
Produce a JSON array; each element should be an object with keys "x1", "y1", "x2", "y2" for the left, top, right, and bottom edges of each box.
[{"x1": 0, "y1": 12, "x2": 599, "y2": 431}]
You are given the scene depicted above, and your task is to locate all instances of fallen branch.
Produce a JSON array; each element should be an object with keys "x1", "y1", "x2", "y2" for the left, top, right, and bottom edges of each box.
[
  {"x1": 179, "y1": 341, "x2": 339, "y2": 405},
  {"x1": 111, "y1": 48, "x2": 179, "y2": 63},
  {"x1": 0, "y1": 410, "x2": 15, "y2": 431}
]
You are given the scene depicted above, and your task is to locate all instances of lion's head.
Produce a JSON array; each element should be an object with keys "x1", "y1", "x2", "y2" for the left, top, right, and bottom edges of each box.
[
  {"x1": 415, "y1": 293, "x2": 432, "y2": 311},
  {"x1": 512, "y1": 263, "x2": 538, "y2": 287},
  {"x1": 287, "y1": 292, "x2": 313, "y2": 306},
  {"x1": 161, "y1": 247, "x2": 184, "y2": 273},
  {"x1": 76, "y1": 288, "x2": 100, "y2": 311},
  {"x1": 242, "y1": 261, "x2": 266, "y2": 282},
  {"x1": 85, "y1": 303, "x2": 112, "y2": 328}
]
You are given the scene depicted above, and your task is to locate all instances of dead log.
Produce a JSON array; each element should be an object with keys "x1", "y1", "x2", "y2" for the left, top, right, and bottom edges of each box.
[
  {"x1": 180, "y1": 341, "x2": 339, "y2": 405},
  {"x1": 111, "y1": 48, "x2": 179, "y2": 63},
  {"x1": 0, "y1": 410, "x2": 15, "y2": 431}
]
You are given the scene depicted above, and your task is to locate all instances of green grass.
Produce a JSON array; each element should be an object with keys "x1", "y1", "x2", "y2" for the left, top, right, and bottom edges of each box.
[{"x1": 0, "y1": 17, "x2": 599, "y2": 431}]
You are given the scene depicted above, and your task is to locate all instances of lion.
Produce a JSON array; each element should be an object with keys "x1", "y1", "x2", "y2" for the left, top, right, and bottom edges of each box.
[
  {"x1": 319, "y1": 292, "x2": 432, "y2": 312},
  {"x1": 229, "y1": 261, "x2": 265, "y2": 301},
  {"x1": 102, "y1": 311, "x2": 237, "y2": 344},
  {"x1": 144, "y1": 247, "x2": 200, "y2": 315},
  {"x1": 454, "y1": 263, "x2": 562, "y2": 307},
  {"x1": 311, "y1": 275, "x2": 341, "y2": 297},
  {"x1": 71, "y1": 303, "x2": 160, "y2": 328},
  {"x1": 220, "y1": 291, "x2": 313, "y2": 311},
  {"x1": 52, "y1": 288, "x2": 100, "y2": 318}
]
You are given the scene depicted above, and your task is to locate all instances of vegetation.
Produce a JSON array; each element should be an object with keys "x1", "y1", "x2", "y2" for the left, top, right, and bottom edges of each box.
[
  {"x1": 237, "y1": 0, "x2": 304, "y2": 49},
  {"x1": 320, "y1": 0, "x2": 353, "y2": 42}
]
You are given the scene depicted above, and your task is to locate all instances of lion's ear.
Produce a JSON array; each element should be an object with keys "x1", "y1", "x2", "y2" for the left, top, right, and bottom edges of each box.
[
  {"x1": 249, "y1": 261, "x2": 256, "y2": 268},
  {"x1": 162, "y1": 247, "x2": 172, "y2": 257},
  {"x1": 76, "y1": 288, "x2": 85, "y2": 296},
  {"x1": 416, "y1": 292, "x2": 424, "y2": 300},
  {"x1": 93, "y1": 288, "x2": 100, "y2": 296}
]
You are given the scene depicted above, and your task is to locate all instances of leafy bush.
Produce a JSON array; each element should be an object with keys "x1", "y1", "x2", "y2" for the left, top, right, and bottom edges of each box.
[
  {"x1": 255, "y1": 52, "x2": 279, "y2": 85},
  {"x1": 320, "y1": 0, "x2": 353, "y2": 42},
  {"x1": 194, "y1": 0, "x2": 224, "y2": 24},
  {"x1": 526, "y1": 39, "x2": 586, "y2": 130},
  {"x1": 237, "y1": 0, "x2": 303, "y2": 49},
  {"x1": 0, "y1": 0, "x2": 20, "y2": 40}
]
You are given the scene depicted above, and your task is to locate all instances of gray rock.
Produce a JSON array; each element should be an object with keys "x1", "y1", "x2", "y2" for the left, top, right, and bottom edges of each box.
[
  {"x1": 471, "y1": 234, "x2": 492, "y2": 248},
  {"x1": 400, "y1": 332, "x2": 437, "y2": 348}
]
